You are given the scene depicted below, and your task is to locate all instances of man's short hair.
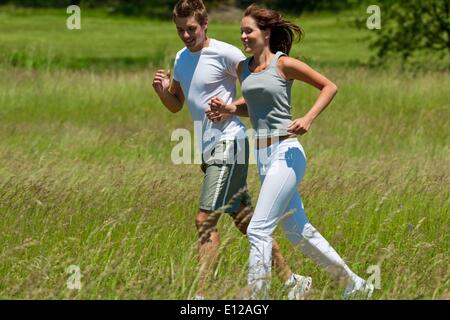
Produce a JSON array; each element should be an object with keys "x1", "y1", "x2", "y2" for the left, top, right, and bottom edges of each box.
[{"x1": 173, "y1": 0, "x2": 208, "y2": 25}]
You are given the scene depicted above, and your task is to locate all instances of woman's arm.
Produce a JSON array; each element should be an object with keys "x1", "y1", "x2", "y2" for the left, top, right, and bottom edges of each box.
[
  {"x1": 230, "y1": 97, "x2": 249, "y2": 117},
  {"x1": 208, "y1": 96, "x2": 249, "y2": 117},
  {"x1": 278, "y1": 57, "x2": 338, "y2": 135}
]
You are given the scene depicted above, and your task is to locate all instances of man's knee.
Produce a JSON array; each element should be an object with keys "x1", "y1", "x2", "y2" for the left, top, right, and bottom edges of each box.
[
  {"x1": 196, "y1": 211, "x2": 209, "y2": 230},
  {"x1": 196, "y1": 210, "x2": 220, "y2": 245},
  {"x1": 232, "y1": 204, "x2": 253, "y2": 235}
]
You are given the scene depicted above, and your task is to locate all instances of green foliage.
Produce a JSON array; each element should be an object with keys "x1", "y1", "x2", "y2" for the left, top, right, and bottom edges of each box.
[{"x1": 366, "y1": 0, "x2": 450, "y2": 66}]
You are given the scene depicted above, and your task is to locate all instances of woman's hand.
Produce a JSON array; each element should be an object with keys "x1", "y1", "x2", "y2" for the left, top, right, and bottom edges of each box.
[{"x1": 287, "y1": 116, "x2": 314, "y2": 135}]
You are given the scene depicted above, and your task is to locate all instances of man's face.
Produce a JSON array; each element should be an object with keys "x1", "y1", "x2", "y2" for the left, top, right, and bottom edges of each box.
[{"x1": 174, "y1": 16, "x2": 208, "y2": 52}]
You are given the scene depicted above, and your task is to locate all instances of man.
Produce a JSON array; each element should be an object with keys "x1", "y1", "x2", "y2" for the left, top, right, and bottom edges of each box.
[{"x1": 152, "y1": 0, "x2": 311, "y2": 300}]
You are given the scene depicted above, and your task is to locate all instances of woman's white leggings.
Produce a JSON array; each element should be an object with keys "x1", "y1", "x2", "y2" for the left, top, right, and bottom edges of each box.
[{"x1": 248, "y1": 138, "x2": 361, "y2": 297}]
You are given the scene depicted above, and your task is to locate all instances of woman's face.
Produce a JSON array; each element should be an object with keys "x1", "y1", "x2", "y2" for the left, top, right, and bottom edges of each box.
[
  {"x1": 240, "y1": 16, "x2": 269, "y2": 54},
  {"x1": 174, "y1": 16, "x2": 208, "y2": 52}
]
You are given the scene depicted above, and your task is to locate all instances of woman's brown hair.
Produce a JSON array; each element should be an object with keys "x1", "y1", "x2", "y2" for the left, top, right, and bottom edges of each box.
[{"x1": 244, "y1": 3, "x2": 303, "y2": 55}]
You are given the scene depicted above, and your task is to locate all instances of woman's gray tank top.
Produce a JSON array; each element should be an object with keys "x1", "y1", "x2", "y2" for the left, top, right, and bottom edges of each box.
[{"x1": 240, "y1": 51, "x2": 294, "y2": 138}]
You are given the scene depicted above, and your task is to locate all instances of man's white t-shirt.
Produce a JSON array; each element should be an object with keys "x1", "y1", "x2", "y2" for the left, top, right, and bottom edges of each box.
[{"x1": 173, "y1": 39, "x2": 246, "y2": 155}]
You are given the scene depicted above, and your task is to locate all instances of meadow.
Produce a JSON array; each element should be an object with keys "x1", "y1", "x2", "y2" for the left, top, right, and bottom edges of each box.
[{"x1": 0, "y1": 6, "x2": 449, "y2": 299}]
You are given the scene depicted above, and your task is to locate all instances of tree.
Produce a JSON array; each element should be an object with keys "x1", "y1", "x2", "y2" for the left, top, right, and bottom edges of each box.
[{"x1": 369, "y1": 0, "x2": 450, "y2": 65}]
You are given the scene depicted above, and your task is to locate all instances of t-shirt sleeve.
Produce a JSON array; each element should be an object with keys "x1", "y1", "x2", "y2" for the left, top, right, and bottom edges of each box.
[
  {"x1": 173, "y1": 51, "x2": 181, "y2": 82},
  {"x1": 224, "y1": 45, "x2": 246, "y2": 78}
]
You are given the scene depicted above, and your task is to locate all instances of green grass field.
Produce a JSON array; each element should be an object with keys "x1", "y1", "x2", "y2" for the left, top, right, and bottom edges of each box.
[{"x1": 0, "y1": 6, "x2": 449, "y2": 299}]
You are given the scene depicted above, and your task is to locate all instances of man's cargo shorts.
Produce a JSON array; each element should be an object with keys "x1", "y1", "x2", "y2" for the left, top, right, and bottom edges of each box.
[{"x1": 199, "y1": 137, "x2": 252, "y2": 214}]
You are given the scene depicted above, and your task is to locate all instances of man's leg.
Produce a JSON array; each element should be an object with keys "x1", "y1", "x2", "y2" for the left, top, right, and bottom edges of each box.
[
  {"x1": 195, "y1": 209, "x2": 221, "y2": 298},
  {"x1": 196, "y1": 140, "x2": 240, "y2": 297}
]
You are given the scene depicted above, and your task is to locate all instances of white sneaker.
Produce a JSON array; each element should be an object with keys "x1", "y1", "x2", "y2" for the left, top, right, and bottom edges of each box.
[
  {"x1": 343, "y1": 279, "x2": 374, "y2": 300},
  {"x1": 193, "y1": 294, "x2": 205, "y2": 300},
  {"x1": 286, "y1": 274, "x2": 313, "y2": 300}
]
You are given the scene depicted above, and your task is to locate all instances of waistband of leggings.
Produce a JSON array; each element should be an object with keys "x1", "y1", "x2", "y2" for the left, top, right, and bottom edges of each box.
[{"x1": 255, "y1": 137, "x2": 300, "y2": 151}]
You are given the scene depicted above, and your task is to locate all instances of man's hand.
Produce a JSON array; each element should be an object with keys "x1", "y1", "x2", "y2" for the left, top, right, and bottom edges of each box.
[
  {"x1": 206, "y1": 96, "x2": 233, "y2": 123},
  {"x1": 152, "y1": 69, "x2": 171, "y2": 97}
]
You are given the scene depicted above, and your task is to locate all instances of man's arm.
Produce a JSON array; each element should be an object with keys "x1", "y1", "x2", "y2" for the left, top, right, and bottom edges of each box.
[{"x1": 152, "y1": 69, "x2": 185, "y2": 113}]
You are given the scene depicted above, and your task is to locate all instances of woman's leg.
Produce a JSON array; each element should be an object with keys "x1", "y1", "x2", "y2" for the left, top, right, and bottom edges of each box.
[
  {"x1": 231, "y1": 200, "x2": 296, "y2": 283},
  {"x1": 281, "y1": 192, "x2": 363, "y2": 285},
  {"x1": 247, "y1": 141, "x2": 306, "y2": 297}
]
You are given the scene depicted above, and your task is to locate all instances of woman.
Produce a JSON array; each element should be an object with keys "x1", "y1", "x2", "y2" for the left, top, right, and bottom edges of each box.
[{"x1": 207, "y1": 4, "x2": 374, "y2": 299}]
